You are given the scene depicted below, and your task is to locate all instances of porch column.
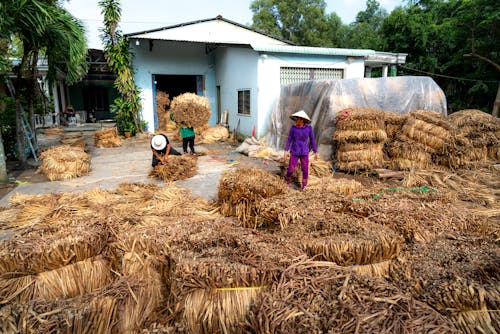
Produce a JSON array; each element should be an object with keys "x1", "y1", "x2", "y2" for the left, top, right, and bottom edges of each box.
[{"x1": 382, "y1": 65, "x2": 388, "y2": 77}]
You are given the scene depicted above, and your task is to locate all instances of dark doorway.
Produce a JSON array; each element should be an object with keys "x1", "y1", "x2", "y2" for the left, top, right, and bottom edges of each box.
[
  {"x1": 155, "y1": 75, "x2": 198, "y2": 99},
  {"x1": 82, "y1": 86, "x2": 111, "y2": 120}
]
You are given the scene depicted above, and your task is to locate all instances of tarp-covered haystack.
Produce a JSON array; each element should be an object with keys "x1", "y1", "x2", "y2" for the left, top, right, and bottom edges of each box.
[
  {"x1": 333, "y1": 107, "x2": 387, "y2": 172},
  {"x1": 199, "y1": 124, "x2": 229, "y2": 144},
  {"x1": 245, "y1": 260, "x2": 459, "y2": 333},
  {"x1": 389, "y1": 233, "x2": 499, "y2": 334},
  {"x1": 44, "y1": 127, "x2": 64, "y2": 136},
  {"x1": 37, "y1": 144, "x2": 90, "y2": 180},
  {"x1": 218, "y1": 168, "x2": 289, "y2": 228},
  {"x1": 60, "y1": 132, "x2": 87, "y2": 150},
  {"x1": 149, "y1": 155, "x2": 198, "y2": 182},
  {"x1": 170, "y1": 92, "x2": 211, "y2": 128},
  {"x1": 386, "y1": 109, "x2": 450, "y2": 170},
  {"x1": 93, "y1": 127, "x2": 122, "y2": 148},
  {"x1": 436, "y1": 109, "x2": 500, "y2": 168}
]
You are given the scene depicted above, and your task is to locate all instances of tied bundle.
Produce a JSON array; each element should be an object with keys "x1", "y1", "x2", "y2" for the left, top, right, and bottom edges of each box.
[
  {"x1": 37, "y1": 145, "x2": 90, "y2": 180},
  {"x1": 170, "y1": 92, "x2": 211, "y2": 128},
  {"x1": 93, "y1": 128, "x2": 122, "y2": 148},
  {"x1": 156, "y1": 91, "x2": 177, "y2": 131},
  {"x1": 199, "y1": 125, "x2": 229, "y2": 144},
  {"x1": 387, "y1": 109, "x2": 450, "y2": 170},
  {"x1": 149, "y1": 155, "x2": 198, "y2": 182},
  {"x1": 333, "y1": 107, "x2": 387, "y2": 172}
]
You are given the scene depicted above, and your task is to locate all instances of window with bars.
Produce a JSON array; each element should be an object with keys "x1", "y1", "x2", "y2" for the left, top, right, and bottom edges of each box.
[
  {"x1": 280, "y1": 67, "x2": 344, "y2": 86},
  {"x1": 238, "y1": 89, "x2": 250, "y2": 115}
]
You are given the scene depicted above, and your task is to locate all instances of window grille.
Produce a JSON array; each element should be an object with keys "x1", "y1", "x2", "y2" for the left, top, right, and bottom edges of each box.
[{"x1": 280, "y1": 67, "x2": 344, "y2": 85}]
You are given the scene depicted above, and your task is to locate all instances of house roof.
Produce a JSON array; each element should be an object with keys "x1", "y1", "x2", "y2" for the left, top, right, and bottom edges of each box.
[
  {"x1": 251, "y1": 44, "x2": 374, "y2": 57},
  {"x1": 125, "y1": 16, "x2": 291, "y2": 46}
]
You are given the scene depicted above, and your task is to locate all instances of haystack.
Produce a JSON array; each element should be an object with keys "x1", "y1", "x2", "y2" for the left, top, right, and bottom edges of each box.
[
  {"x1": 245, "y1": 260, "x2": 460, "y2": 333},
  {"x1": 388, "y1": 233, "x2": 499, "y2": 334},
  {"x1": 384, "y1": 111, "x2": 408, "y2": 138},
  {"x1": 170, "y1": 92, "x2": 211, "y2": 128},
  {"x1": 44, "y1": 127, "x2": 64, "y2": 136},
  {"x1": 199, "y1": 124, "x2": 229, "y2": 144},
  {"x1": 93, "y1": 127, "x2": 122, "y2": 148},
  {"x1": 217, "y1": 168, "x2": 289, "y2": 228},
  {"x1": 333, "y1": 107, "x2": 387, "y2": 172},
  {"x1": 37, "y1": 145, "x2": 90, "y2": 180},
  {"x1": 149, "y1": 155, "x2": 198, "y2": 182}
]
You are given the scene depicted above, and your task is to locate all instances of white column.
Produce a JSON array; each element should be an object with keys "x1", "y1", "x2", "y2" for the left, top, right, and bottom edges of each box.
[{"x1": 382, "y1": 65, "x2": 388, "y2": 77}]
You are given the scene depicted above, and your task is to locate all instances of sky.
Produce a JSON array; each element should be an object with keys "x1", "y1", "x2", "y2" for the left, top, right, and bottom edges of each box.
[{"x1": 62, "y1": 0, "x2": 404, "y2": 49}]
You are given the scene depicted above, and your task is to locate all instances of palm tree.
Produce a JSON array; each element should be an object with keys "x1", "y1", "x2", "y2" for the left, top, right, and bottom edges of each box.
[{"x1": 0, "y1": 0, "x2": 88, "y2": 167}]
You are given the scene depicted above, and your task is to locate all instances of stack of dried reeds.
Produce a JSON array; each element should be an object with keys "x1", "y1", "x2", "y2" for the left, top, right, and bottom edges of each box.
[
  {"x1": 149, "y1": 155, "x2": 198, "y2": 182},
  {"x1": 60, "y1": 132, "x2": 87, "y2": 150},
  {"x1": 388, "y1": 233, "x2": 499, "y2": 334},
  {"x1": 307, "y1": 176, "x2": 363, "y2": 195},
  {"x1": 156, "y1": 90, "x2": 176, "y2": 131},
  {"x1": 333, "y1": 107, "x2": 387, "y2": 172},
  {"x1": 218, "y1": 168, "x2": 289, "y2": 228},
  {"x1": 280, "y1": 153, "x2": 332, "y2": 186},
  {"x1": 245, "y1": 260, "x2": 459, "y2": 333},
  {"x1": 384, "y1": 111, "x2": 408, "y2": 139},
  {"x1": 93, "y1": 127, "x2": 123, "y2": 148},
  {"x1": 37, "y1": 144, "x2": 90, "y2": 180},
  {"x1": 170, "y1": 92, "x2": 211, "y2": 128},
  {"x1": 44, "y1": 127, "x2": 64, "y2": 136},
  {"x1": 199, "y1": 124, "x2": 229, "y2": 144},
  {"x1": 386, "y1": 109, "x2": 450, "y2": 170},
  {"x1": 436, "y1": 109, "x2": 500, "y2": 168}
]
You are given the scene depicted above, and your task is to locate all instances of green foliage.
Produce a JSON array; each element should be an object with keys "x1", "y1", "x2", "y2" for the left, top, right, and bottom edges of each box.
[{"x1": 99, "y1": 0, "x2": 143, "y2": 136}]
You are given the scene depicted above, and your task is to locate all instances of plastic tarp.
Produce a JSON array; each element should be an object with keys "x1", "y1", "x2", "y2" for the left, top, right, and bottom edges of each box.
[{"x1": 266, "y1": 76, "x2": 447, "y2": 152}]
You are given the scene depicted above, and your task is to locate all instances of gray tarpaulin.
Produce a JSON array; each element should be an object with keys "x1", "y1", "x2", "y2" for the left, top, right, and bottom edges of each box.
[{"x1": 266, "y1": 76, "x2": 447, "y2": 152}]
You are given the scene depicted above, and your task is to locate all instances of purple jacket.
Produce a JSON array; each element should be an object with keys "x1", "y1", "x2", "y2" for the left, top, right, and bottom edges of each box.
[{"x1": 285, "y1": 125, "x2": 317, "y2": 156}]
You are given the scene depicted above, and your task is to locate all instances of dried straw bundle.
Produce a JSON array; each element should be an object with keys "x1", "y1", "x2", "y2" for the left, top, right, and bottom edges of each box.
[
  {"x1": 0, "y1": 208, "x2": 19, "y2": 225},
  {"x1": 0, "y1": 220, "x2": 108, "y2": 274},
  {"x1": 448, "y1": 109, "x2": 500, "y2": 132},
  {"x1": 280, "y1": 153, "x2": 332, "y2": 186},
  {"x1": 433, "y1": 141, "x2": 488, "y2": 169},
  {"x1": 411, "y1": 109, "x2": 450, "y2": 130},
  {"x1": 333, "y1": 129, "x2": 387, "y2": 143},
  {"x1": 488, "y1": 144, "x2": 500, "y2": 161},
  {"x1": 335, "y1": 107, "x2": 385, "y2": 131},
  {"x1": 0, "y1": 296, "x2": 118, "y2": 334},
  {"x1": 170, "y1": 92, "x2": 211, "y2": 128},
  {"x1": 44, "y1": 127, "x2": 64, "y2": 136},
  {"x1": 38, "y1": 144, "x2": 90, "y2": 180},
  {"x1": 93, "y1": 127, "x2": 123, "y2": 148},
  {"x1": 388, "y1": 234, "x2": 499, "y2": 333},
  {"x1": 245, "y1": 260, "x2": 459, "y2": 333},
  {"x1": 384, "y1": 111, "x2": 408, "y2": 138},
  {"x1": 0, "y1": 256, "x2": 111, "y2": 304},
  {"x1": 199, "y1": 125, "x2": 229, "y2": 144},
  {"x1": 61, "y1": 133, "x2": 87, "y2": 150},
  {"x1": 218, "y1": 168, "x2": 289, "y2": 227},
  {"x1": 307, "y1": 177, "x2": 363, "y2": 195},
  {"x1": 398, "y1": 110, "x2": 450, "y2": 154},
  {"x1": 155, "y1": 90, "x2": 172, "y2": 131},
  {"x1": 149, "y1": 155, "x2": 198, "y2": 182}
]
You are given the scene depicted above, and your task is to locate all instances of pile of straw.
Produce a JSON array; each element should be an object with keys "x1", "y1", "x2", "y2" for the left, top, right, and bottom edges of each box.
[
  {"x1": 388, "y1": 233, "x2": 499, "y2": 333},
  {"x1": 218, "y1": 168, "x2": 289, "y2": 228},
  {"x1": 245, "y1": 260, "x2": 459, "y2": 333},
  {"x1": 170, "y1": 92, "x2": 211, "y2": 128},
  {"x1": 93, "y1": 127, "x2": 122, "y2": 148},
  {"x1": 384, "y1": 111, "x2": 408, "y2": 138},
  {"x1": 60, "y1": 132, "x2": 87, "y2": 150},
  {"x1": 436, "y1": 109, "x2": 500, "y2": 168},
  {"x1": 387, "y1": 109, "x2": 450, "y2": 170},
  {"x1": 280, "y1": 153, "x2": 332, "y2": 186},
  {"x1": 149, "y1": 155, "x2": 198, "y2": 182},
  {"x1": 333, "y1": 108, "x2": 386, "y2": 172},
  {"x1": 44, "y1": 127, "x2": 64, "y2": 136},
  {"x1": 37, "y1": 145, "x2": 90, "y2": 180},
  {"x1": 307, "y1": 176, "x2": 363, "y2": 195},
  {"x1": 199, "y1": 125, "x2": 229, "y2": 144},
  {"x1": 156, "y1": 90, "x2": 175, "y2": 131}
]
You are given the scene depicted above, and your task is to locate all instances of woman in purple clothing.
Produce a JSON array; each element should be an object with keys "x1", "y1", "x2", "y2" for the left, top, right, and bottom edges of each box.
[{"x1": 283, "y1": 110, "x2": 318, "y2": 190}]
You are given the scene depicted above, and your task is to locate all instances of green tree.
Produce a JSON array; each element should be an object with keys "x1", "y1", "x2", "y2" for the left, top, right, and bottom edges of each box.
[
  {"x1": 99, "y1": 0, "x2": 143, "y2": 135},
  {"x1": 250, "y1": 0, "x2": 329, "y2": 46},
  {"x1": 0, "y1": 0, "x2": 88, "y2": 166},
  {"x1": 343, "y1": 0, "x2": 387, "y2": 49}
]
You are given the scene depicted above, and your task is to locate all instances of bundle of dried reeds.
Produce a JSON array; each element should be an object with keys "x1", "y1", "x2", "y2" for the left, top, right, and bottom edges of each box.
[
  {"x1": 155, "y1": 90, "x2": 173, "y2": 131},
  {"x1": 280, "y1": 153, "x2": 332, "y2": 186},
  {"x1": 44, "y1": 127, "x2": 65, "y2": 136},
  {"x1": 37, "y1": 144, "x2": 90, "y2": 180},
  {"x1": 199, "y1": 125, "x2": 229, "y2": 144},
  {"x1": 245, "y1": 260, "x2": 459, "y2": 333},
  {"x1": 384, "y1": 111, "x2": 408, "y2": 138},
  {"x1": 333, "y1": 108, "x2": 387, "y2": 172},
  {"x1": 386, "y1": 139, "x2": 433, "y2": 170},
  {"x1": 0, "y1": 256, "x2": 111, "y2": 304},
  {"x1": 388, "y1": 233, "x2": 499, "y2": 333},
  {"x1": 149, "y1": 155, "x2": 198, "y2": 182},
  {"x1": 307, "y1": 176, "x2": 363, "y2": 195},
  {"x1": 93, "y1": 127, "x2": 123, "y2": 148},
  {"x1": 217, "y1": 168, "x2": 289, "y2": 227},
  {"x1": 170, "y1": 92, "x2": 211, "y2": 128},
  {"x1": 61, "y1": 132, "x2": 87, "y2": 150}
]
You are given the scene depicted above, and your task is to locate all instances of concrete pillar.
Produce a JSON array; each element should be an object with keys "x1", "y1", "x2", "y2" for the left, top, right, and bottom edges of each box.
[{"x1": 382, "y1": 65, "x2": 388, "y2": 77}]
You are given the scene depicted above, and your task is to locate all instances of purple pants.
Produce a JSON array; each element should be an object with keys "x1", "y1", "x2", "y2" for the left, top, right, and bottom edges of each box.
[{"x1": 286, "y1": 154, "x2": 309, "y2": 186}]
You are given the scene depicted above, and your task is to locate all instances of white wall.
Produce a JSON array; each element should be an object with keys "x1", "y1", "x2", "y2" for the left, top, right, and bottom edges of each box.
[{"x1": 130, "y1": 40, "x2": 217, "y2": 132}]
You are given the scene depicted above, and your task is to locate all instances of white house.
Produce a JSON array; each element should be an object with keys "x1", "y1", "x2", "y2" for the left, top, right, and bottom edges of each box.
[{"x1": 126, "y1": 16, "x2": 406, "y2": 137}]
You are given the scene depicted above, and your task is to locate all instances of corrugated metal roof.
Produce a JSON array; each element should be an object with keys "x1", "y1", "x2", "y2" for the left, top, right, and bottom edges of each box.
[{"x1": 251, "y1": 44, "x2": 375, "y2": 57}]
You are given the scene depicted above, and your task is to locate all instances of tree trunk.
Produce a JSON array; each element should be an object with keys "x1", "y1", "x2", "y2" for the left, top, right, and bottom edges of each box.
[
  {"x1": 493, "y1": 83, "x2": 500, "y2": 118},
  {"x1": 15, "y1": 50, "x2": 28, "y2": 167},
  {"x1": 0, "y1": 84, "x2": 8, "y2": 183},
  {"x1": 29, "y1": 50, "x2": 38, "y2": 143}
]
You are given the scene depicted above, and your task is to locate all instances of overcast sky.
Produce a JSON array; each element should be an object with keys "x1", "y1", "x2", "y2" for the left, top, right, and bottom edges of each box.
[{"x1": 63, "y1": 0, "x2": 404, "y2": 49}]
